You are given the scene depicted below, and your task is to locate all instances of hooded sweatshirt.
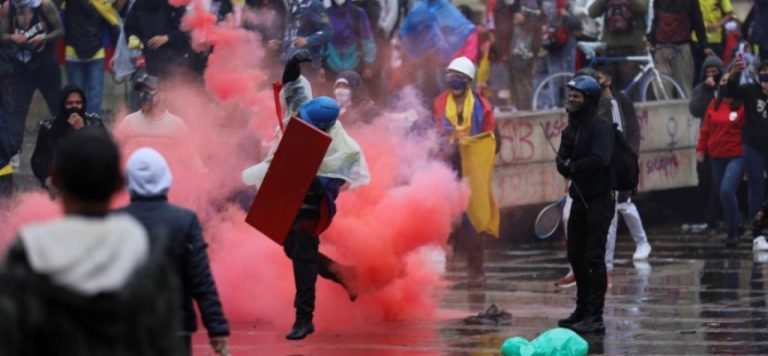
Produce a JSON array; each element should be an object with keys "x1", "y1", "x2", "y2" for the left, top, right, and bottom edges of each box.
[
  {"x1": 557, "y1": 96, "x2": 615, "y2": 200},
  {"x1": 689, "y1": 56, "x2": 725, "y2": 119},
  {"x1": 726, "y1": 58, "x2": 768, "y2": 152},
  {"x1": 30, "y1": 85, "x2": 104, "y2": 185},
  {"x1": 0, "y1": 213, "x2": 182, "y2": 355},
  {"x1": 119, "y1": 148, "x2": 230, "y2": 337}
]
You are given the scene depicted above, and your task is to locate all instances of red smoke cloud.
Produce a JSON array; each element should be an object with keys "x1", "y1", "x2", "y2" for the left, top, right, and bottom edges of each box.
[{"x1": 1, "y1": 0, "x2": 469, "y2": 335}]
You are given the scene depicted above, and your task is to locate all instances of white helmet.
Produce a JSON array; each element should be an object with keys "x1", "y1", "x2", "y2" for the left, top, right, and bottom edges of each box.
[{"x1": 447, "y1": 56, "x2": 476, "y2": 81}]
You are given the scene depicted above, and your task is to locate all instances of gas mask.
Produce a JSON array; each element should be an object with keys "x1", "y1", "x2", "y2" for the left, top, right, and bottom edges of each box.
[
  {"x1": 447, "y1": 74, "x2": 468, "y2": 92},
  {"x1": 138, "y1": 90, "x2": 157, "y2": 109}
]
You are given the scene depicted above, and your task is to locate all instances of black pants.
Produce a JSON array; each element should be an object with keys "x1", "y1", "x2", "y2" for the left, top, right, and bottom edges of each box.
[
  {"x1": 698, "y1": 156, "x2": 722, "y2": 227},
  {"x1": 8, "y1": 61, "x2": 61, "y2": 155},
  {"x1": 603, "y1": 46, "x2": 644, "y2": 98},
  {"x1": 567, "y1": 192, "x2": 615, "y2": 317},
  {"x1": 283, "y1": 212, "x2": 345, "y2": 322},
  {"x1": 451, "y1": 216, "x2": 485, "y2": 281}
]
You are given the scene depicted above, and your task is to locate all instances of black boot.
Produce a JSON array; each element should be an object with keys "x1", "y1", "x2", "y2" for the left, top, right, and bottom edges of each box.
[
  {"x1": 571, "y1": 315, "x2": 605, "y2": 333},
  {"x1": 286, "y1": 319, "x2": 315, "y2": 340},
  {"x1": 557, "y1": 310, "x2": 585, "y2": 328}
]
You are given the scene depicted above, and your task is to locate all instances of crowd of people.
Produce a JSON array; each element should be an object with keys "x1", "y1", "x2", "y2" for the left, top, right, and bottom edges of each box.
[{"x1": 0, "y1": 0, "x2": 767, "y2": 351}]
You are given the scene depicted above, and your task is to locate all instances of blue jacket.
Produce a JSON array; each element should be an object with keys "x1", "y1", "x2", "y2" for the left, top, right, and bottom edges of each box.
[
  {"x1": 119, "y1": 196, "x2": 230, "y2": 337},
  {"x1": 280, "y1": 0, "x2": 332, "y2": 67}
]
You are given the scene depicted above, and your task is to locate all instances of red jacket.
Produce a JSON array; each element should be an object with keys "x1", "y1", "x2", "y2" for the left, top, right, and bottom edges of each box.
[{"x1": 697, "y1": 98, "x2": 745, "y2": 158}]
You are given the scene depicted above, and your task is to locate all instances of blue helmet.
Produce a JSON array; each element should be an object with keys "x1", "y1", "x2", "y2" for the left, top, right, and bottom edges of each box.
[
  {"x1": 299, "y1": 96, "x2": 340, "y2": 130},
  {"x1": 566, "y1": 75, "x2": 602, "y2": 101}
]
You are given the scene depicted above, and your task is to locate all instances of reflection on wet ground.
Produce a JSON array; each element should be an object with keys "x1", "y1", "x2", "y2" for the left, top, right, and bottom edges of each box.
[{"x1": 193, "y1": 229, "x2": 768, "y2": 355}]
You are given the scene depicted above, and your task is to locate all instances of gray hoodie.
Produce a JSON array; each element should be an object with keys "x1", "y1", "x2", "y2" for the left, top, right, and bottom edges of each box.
[{"x1": 689, "y1": 56, "x2": 724, "y2": 119}]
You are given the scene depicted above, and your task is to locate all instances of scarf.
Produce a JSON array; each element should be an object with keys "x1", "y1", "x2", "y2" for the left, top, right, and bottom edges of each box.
[{"x1": 445, "y1": 91, "x2": 475, "y2": 141}]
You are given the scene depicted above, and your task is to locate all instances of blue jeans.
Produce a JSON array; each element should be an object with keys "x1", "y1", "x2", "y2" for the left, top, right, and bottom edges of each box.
[
  {"x1": 66, "y1": 59, "x2": 105, "y2": 115},
  {"x1": 711, "y1": 157, "x2": 745, "y2": 239},
  {"x1": 744, "y1": 144, "x2": 768, "y2": 237}
]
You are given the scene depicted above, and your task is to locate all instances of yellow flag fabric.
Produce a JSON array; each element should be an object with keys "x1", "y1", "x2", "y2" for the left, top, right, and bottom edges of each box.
[
  {"x1": 90, "y1": 0, "x2": 120, "y2": 26},
  {"x1": 0, "y1": 164, "x2": 13, "y2": 176},
  {"x1": 459, "y1": 131, "x2": 500, "y2": 238},
  {"x1": 445, "y1": 90, "x2": 475, "y2": 142}
]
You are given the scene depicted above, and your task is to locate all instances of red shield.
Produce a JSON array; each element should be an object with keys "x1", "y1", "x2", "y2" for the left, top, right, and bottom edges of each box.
[{"x1": 246, "y1": 119, "x2": 332, "y2": 245}]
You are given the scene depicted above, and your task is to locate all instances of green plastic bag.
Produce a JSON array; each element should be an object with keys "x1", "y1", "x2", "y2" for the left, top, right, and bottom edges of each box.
[{"x1": 500, "y1": 328, "x2": 589, "y2": 356}]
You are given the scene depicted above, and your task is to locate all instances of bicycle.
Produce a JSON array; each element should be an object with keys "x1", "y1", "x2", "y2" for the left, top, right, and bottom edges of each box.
[{"x1": 531, "y1": 42, "x2": 687, "y2": 111}]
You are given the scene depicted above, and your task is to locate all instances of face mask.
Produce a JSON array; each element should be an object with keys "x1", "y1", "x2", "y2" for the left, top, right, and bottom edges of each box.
[
  {"x1": 759, "y1": 73, "x2": 768, "y2": 84},
  {"x1": 335, "y1": 0, "x2": 345, "y2": 5},
  {"x1": 447, "y1": 75, "x2": 468, "y2": 92},
  {"x1": 334, "y1": 88, "x2": 352, "y2": 107},
  {"x1": 138, "y1": 90, "x2": 156, "y2": 108},
  {"x1": 565, "y1": 99, "x2": 582, "y2": 113}
]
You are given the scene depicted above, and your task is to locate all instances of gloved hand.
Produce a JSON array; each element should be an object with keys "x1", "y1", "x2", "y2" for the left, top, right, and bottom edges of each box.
[
  {"x1": 560, "y1": 126, "x2": 577, "y2": 148},
  {"x1": 556, "y1": 156, "x2": 573, "y2": 178}
]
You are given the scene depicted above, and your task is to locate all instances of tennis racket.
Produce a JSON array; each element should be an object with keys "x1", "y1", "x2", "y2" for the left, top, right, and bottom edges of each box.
[{"x1": 535, "y1": 195, "x2": 567, "y2": 239}]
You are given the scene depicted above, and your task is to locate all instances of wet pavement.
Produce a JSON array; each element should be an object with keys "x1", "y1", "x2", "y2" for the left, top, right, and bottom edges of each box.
[{"x1": 190, "y1": 229, "x2": 768, "y2": 355}]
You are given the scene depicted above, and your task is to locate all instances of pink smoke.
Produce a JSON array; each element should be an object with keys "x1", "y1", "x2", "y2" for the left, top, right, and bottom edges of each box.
[{"x1": 1, "y1": 0, "x2": 470, "y2": 335}]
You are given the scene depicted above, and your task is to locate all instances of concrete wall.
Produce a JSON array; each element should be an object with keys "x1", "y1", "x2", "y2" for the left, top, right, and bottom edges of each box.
[{"x1": 493, "y1": 101, "x2": 699, "y2": 207}]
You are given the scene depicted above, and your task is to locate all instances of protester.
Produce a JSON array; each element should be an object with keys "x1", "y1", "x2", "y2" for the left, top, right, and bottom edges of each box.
[
  {"x1": 742, "y1": 0, "x2": 768, "y2": 62},
  {"x1": 556, "y1": 75, "x2": 614, "y2": 333},
  {"x1": 124, "y1": 0, "x2": 195, "y2": 78},
  {"x1": 120, "y1": 148, "x2": 230, "y2": 356},
  {"x1": 1, "y1": 0, "x2": 64, "y2": 164},
  {"x1": 689, "y1": 56, "x2": 725, "y2": 234},
  {"x1": 270, "y1": 0, "x2": 330, "y2": 78},
  {"x1": 691, "y1": 0, "x2": 732, "y2": 84},
  {"x1": 63, "y1": 0, "x2": 120, "y2": 115},
  {"x1": 588, "y1": 0, "x2": 648, "y2": 91},
  {"x1": 433, "y1": 56, "x2": 499, "y2": 288},
  {"x1": 334, "y1": 70, "x2": 376, "y2": 125},
  {"x1": 727, "y1": 57, "x2": 768, "y2": 250},
  {"x1": 0, "y1": 128, "x2": 182, "y2": 355},
  {"x1": 696, "y1": 72, "x2": 745, "y2": 248},
  {"x1": 31, "y1": 85, "x2": 105, "y2": 197},
  {"x1": 324, "y1": 0, "x2": 377, "y2": 82},
  {"x1": 648, "y1": 0, "x2": 713, "y2": 96}
]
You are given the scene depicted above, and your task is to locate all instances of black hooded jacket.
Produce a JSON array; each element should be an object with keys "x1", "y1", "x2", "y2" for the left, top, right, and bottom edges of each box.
[
  {"x1": 0, "y1": 229, "x2": 183, "y2": 356},
  {"x1": 31, "y1": 86, "x2": 104, "y2": 186},
  {"x1": 118, "y1": 196, "x2": 230, "y2": 338},
  {"x1": 557, "y1": 97, "x2": 615, "y2": 200},
  {"x1": 689, "y1": 56, "x2": 725, "y2": 119},
  {"x1": 727, "y1": 63, "x2": 768, "y2": 153}
]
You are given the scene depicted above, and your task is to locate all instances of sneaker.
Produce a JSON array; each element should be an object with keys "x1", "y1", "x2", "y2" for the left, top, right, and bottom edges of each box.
[
  {"x1": 554, "y1": 272, "x2": 576, "y2": 288},
  {"x1": 633, "y1": 242, "x2": 652, "y2": 260},
  {"x1": 557, "y1": 311, "x2": 585, "y2": 328},
  {"x1": 754, "y1": 236, "x2": 768, "y2": 251},
  {"x1": 571, "y1": 315, "x2": 605, "y2": 333}
]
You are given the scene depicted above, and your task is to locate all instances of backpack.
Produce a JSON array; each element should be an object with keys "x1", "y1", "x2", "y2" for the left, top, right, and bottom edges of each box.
[
  {"x1": 605, "y1": 0, "x2": 634, "y2": 33},
  {"x1": 611, "y1": 125, "x2": 639, "y2": 192}
]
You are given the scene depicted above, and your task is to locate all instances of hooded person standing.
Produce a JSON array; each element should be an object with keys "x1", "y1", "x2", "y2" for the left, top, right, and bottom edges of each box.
[
  {"x1": 242, "y1": 97, "x2": 370, "y2": 341},
  {"x1": 432, "y1": 56, "x2": 499, "y2": 288},
  {"x1": 727, "y1": 57, "x2": 768, "y2": 251},
  {"x1": 689, "y1": 56, "x2": 725, "y2": 233},
  {"x1": 0, "y1": 128, "x2": 182, "y2": 355},
  {"x1": 119, "y1": 148, "x2": 230, "y2": 356},
  {"x1": 555, "y1": 75, "x2": 615, "y2": 334},
  {"x1": 31, "y1": 85, "x2": 105, "y2": 198}
]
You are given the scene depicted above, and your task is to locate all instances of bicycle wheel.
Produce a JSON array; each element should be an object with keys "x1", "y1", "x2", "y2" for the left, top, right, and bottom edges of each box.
[
  {"x1": 639, "y1": 72, "x2": 687, "y2": 102},
  {"x1": 531, "y1": 72, "x2": 574, "y2": 111}
]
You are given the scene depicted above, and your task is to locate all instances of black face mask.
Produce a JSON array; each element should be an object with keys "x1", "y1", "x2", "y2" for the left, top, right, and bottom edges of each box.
[
  {"x1": 138, "y1": 90, "x2": 156, "y2": 108},
  {"x1": 565, "y1": 99, "x2": 582, "y2": 113},
  {"x1": 759, "y1": 73, "x2": 768, "y2": 84}
]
